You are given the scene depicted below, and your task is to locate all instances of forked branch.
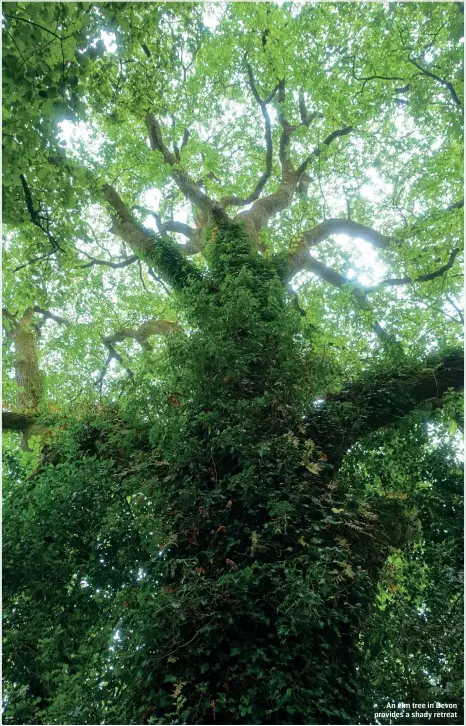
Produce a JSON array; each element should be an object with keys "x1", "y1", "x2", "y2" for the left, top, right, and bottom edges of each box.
[
  {"x1": 288, "y1": 219, "x2": 391, "y2": 276},
  {"x1": 145, "y1": 113, "x2": 221, "y2": 217},
  {"x1": 298, "y1": 89, "x2": 322, "y2": 127},
  {"x1": 20, "y1": 174, "x2": 62, "y2": 253},
  {"x1": 288, "y1": 202, "x2": 463, "y2": 279},
  {"x1": 238, "y1": 82, "x2": 353, "y2": 238},
  {"x1": 102, "y1": 183, "x2": 201, "y2": 290},
  {"x1": 219, "y1": 62, "x2": 275, "y2": 208},
  {"x1": 99, "y1": 318, "x2": 181, "y2": 392},
  {"x1": 103, "y1": 319, "x2": 182, "y2": 351}
]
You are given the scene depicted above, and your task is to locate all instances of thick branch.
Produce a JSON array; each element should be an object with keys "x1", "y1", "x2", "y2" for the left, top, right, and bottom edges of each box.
[
  {"x1": 99, "y1": 317, "x2": 183, "y2": 392},
  {"x1": 239, "y1": 119, "x2": 353, "y2": 239},
  {"x1": 79, "y1": 254, "x2": 138, "y2": 270},
  {"x1": 32, "y1": 306, "x2": 71, "y2": 326},
  {"x1": 145, "y1": 113, "x2": 221, "y2": 217},
  {"x1": 158, "y1": 219, "x2": 195, "y2": 239},
  {"x1": 445, "y1": 198, "x2": 464, "y2": 211},
  {"x1": 288, "y1": 201, "x2": 463, "y2": 278},
  {"x1": 131, "y1": 206, "x2": 195, "y2": 241},
  {"x1": 2, "y1": 411, "x2": 37, "y2": 432},
  {"x1": 409, "y1": 56, "x2": 462, "y2": 107},
  {"x1": 102, "y1": 184, "x2": 201, "y2": 290},
  {"x1": 103, "y1": 319, "x2": 182, "y2": 351},
  {"x1": 276, "y1": 79, "x2": 297, "y2": 179},
  {"x1": 296, "y1": 126, "x2": 353, "y2": 177},
  {"x1": 298, "y1": 89, "x2": 322, "y2": 127},
  {"x1": 152, "y1": 215, "x2": 199, "y2": 255},
  {"x1": 310, "y1": 350, "x2": 464, "y2": 464},
  {"x1": 289, "y1": 219, "x2": 390, "y2": 276}
]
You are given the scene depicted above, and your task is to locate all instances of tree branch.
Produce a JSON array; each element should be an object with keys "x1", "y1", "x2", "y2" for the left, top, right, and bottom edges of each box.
[
  {"x1": 98, "y1": 318, "x2": 181, "y2": 393},
  {"x1": 310, "y1": 350, "x2": 464, "y2": 464},
  {"x1": 409, "y1": 56, "x2": 462, "y2": 107},
  {"x1": 98, "y1": 342, "x2": 133, "y2": 396},
  {"x1": 79, "y1": 254, "x2": 138, "y2": 270},
  {"x1": 2, "y1": 411, "x2": 37, "y2": 432},
  {"x1": 288, "y1": 201, "x2": 463, "y2": 278},
  {"x1": 347, "y1": 55, "x2": 405, "y2": 86},
  {"x1": 98, "y1": 317, "x2": 183, "y2": 392},
  {"x1": 296, "y1": 126, "x2": 354, "y2": 177},
  {"x1": 103, "y1": 319, "x2": 182, "y2": 351},
  {"x1": 19, "y1": 174, "x2": 63, "y2": 253},
  {"x1": 289, "y1": 219, "x2": 390, "y2": 276},
  {"x1": 102, "y1": 183, "x2": 201, "y2": 290},
  {"x1": 298, "y1": 89, "x2": 322, "y2": 127},
  {"x1": 365, "y1": 248, "x2": 460, "y2": 293},
  {"x1": 130, "y1": 206, "x2": 195, "y2": 241},
  {"x1": 295, "y1": 253, "x2": 395, "y2": 344},
  {"x1": 3, "y1": 13, "x2": 74, "y2": 41},
  {"x1": 219, "y1": 63, "x2": 275, "y2": 208},
  {"x1": 445, "y1": 295, "x2": 464, "y2": 324},
  {"x1": 238, "y1": 107, "x2": 353, "y2": 240},
  {"x1": 237, "y1": 78, "x2": 299, "y2": 238},
  {"x1": 145, "y1": 113, "x2": 225, "y2": 218},
  {"x1": 32, "y1": 307, "x2": 71, "y2": 327}
]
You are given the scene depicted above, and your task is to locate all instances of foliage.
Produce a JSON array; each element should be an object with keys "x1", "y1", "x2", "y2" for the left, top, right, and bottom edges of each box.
[
  {"x1": 2, "y1": 2, "x2": 463, "y2": 725},
  {"x1": 347, "y1": 413, "x2": 464, "y2": 723}
]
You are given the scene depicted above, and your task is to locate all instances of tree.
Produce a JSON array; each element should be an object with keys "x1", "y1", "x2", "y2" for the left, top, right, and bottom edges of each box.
[{"x1": 2, "y1": 2, "x2": 463, "y2": 724}]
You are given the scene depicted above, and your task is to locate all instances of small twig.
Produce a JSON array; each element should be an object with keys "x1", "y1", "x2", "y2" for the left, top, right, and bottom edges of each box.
[
  {"x1": 3, "y1": 13, "x2": 75, "y2": 41},
  {"x1": 137, "y1": 260, "x2": 148, "y2": 292},
  {"x1": 444, "y1": 296, "x2": 464, "y2": 324},
  {"x1": 13, "y1": 249, "x2": 57, "y2": 273},
  {"x1": 147, "y1": 268, "x2": 171, "y2": 295},
  {"x1": 79, "y1": 254, "x2": 138, "y2": 270}
]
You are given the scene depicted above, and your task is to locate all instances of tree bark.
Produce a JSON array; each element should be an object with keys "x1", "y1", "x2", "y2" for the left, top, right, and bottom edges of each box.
[
  {"x1": 3, "y1": 308, "x2": 43, "y2": 448},
  {"x1": 2, "y1": 411, "x2": 37, "y2": 432},
  {"x1": 309, "y1": 349, "x2": 464, "y2": 464},
  {"x1": 102, "y1": 184, "x2": 201, "y2": 290}
]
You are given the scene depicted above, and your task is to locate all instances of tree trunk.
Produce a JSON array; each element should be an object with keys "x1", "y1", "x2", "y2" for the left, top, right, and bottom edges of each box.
[
  {"x1": 8, "y1": 309, "x2": 43, "y2": 448},
  {"x1": 118, "y1": 221, "x2": 407, "y2": 724},
  {"x1": 2, "y1": 223, "x2": 460, "y2": 724}
]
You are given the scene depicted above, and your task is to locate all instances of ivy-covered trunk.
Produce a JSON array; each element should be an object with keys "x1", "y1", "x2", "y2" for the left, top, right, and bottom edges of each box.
[
  {"x1": 3, "y1": 3, "x2": 463, "y2": 724},
  {"x1": 132, "y1": 221, "x2": 405, "y2": 725},
  {"x1": 53, "y1": 220, "x2": 403, "y2": 725},
  {"x1": 3, "y1": 219, "x2": 457, "y2": 726},
  {"x1": 144, "y1": 224, "x2": 344, "y2": 722}
]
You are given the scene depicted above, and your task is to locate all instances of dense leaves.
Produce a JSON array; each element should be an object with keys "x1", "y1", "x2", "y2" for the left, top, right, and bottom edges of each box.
[{"x1": 2, "y1": 3, "x2": 463, "y2": 725}]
